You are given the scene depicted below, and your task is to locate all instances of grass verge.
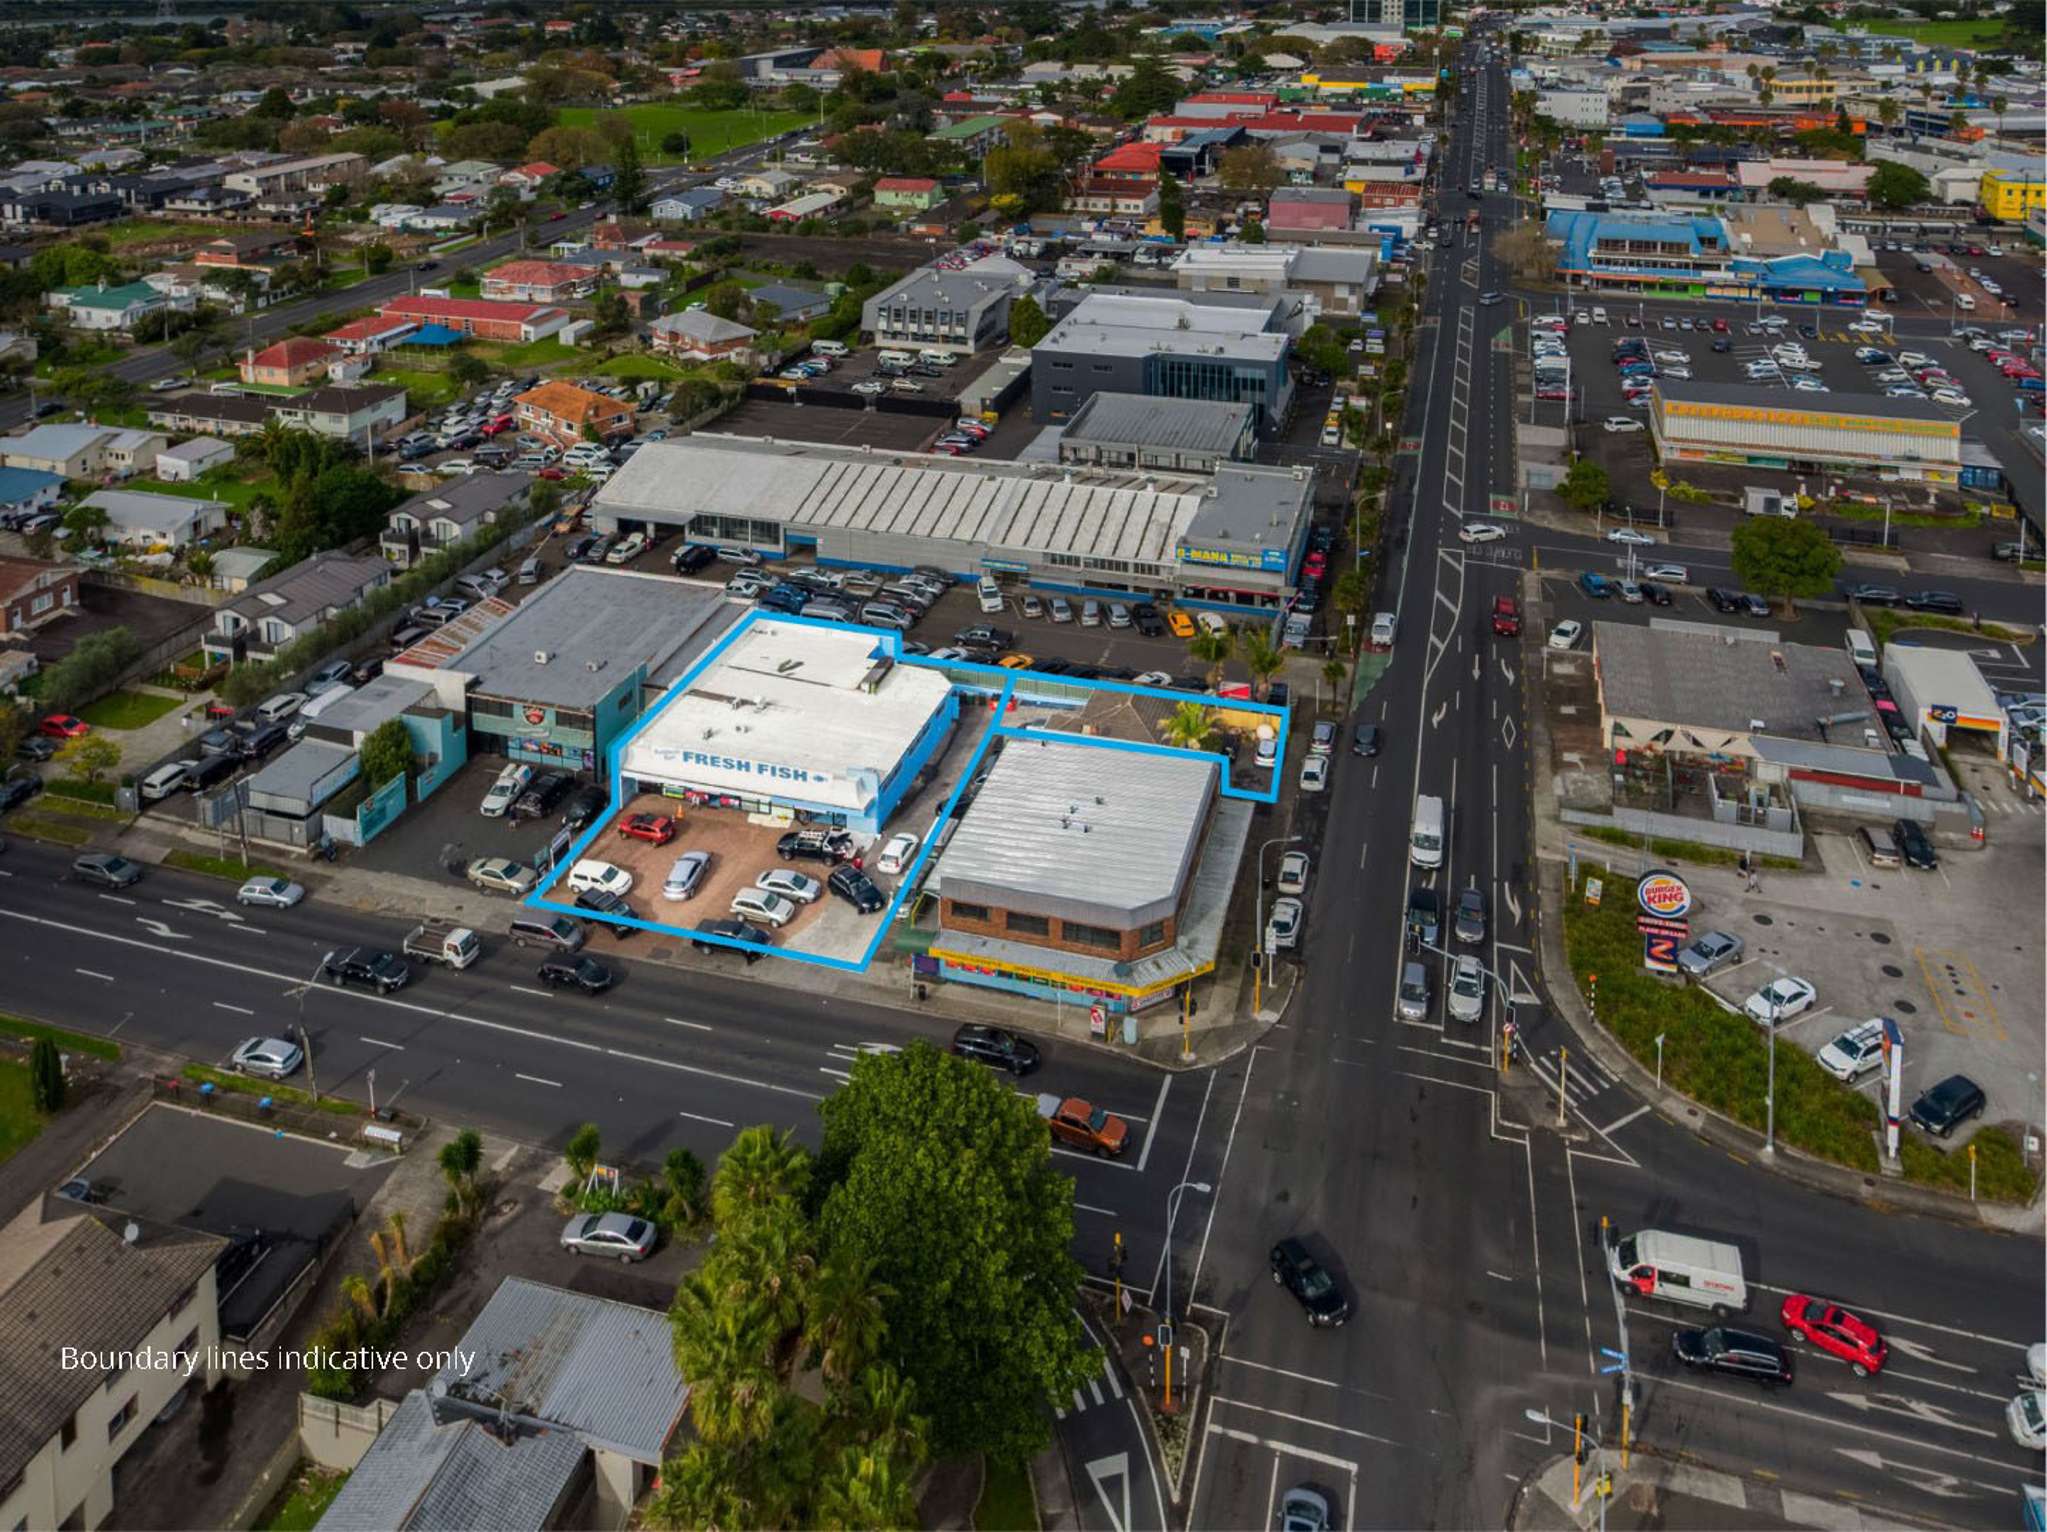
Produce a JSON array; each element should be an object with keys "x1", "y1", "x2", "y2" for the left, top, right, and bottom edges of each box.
[
  {"x1": 1863, "y1": 609, "x2": 2036, "y2": 650},
  {"x1": 0, "y1": 1012, "x2": 120, "y2": 1061},
  {"x1": 182, "y1": 1063, "x2": 363, "y2": 1117},
  {"x1": 44, "y1": 778, "x2": 119, "y2": 806},
  {"x1": 32, "y1": 792, "x2": 127, "y2": 822},
  {"x1": 4, "y1": 812, "x2": 93, "y2": 846},
  {"x1": 1563, "y1": 874, "x2": 2038, "y2": 1203},
  {"x1": 163, "y1": 849, "x2": 286, "y2": 883},
  {"x1": 255, "y1": 1466, "x2": 348, "y2": 1532},
  {"x1": 79, "y1": 689, "x2": 184, "y2": 730},
  {"x1": 0, "y1": 1059, "x2": 40, "y2": 1165},
  {"x1": 976, "y1": 1455, "x2": 1038, "y2": 1532},
  {"x1": 1573, "y1": 824, "x2": 1802, "y2": 872}
]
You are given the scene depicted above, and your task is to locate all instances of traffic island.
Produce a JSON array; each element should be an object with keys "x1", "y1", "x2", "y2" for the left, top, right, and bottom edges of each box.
[{"x1": 1091, "y1": 1290, "x2": 1214, "y2": 1500}]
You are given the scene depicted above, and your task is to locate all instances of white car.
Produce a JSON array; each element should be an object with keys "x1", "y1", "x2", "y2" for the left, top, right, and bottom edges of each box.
[
  {"x1": 876, "y1": 833, "x2": 920, "y2": 875},
  {"x1": 230, "y1": 1036, "x2": 304, "y2": 1078},
  {"x1": 1299, "y1": 754, "x2": 1329, "y2": 792},
  {"x1": 1458, "y1": 520, "x2": 1508, "y2": 543},
  {"x1": 480, "y1": 762, "x2": 533, "y2": 818},
  {"x1": 1547, "y1": 619, "x2": 1583, "y2": 651},
  {"x1": 236, "y1": 876, "x2": 306, "y2": 909},
  {"x1": 1744, "y1": 976, "x2": 1817, "y2": 1026},
  {"x1": 1603, "y1": 417, "x2": 1644, "y2": 434},
  {"x1": 851, "y1": 380, "x2": 888, "y2": 397},
  {"x1": 1848, "y1": 320, "x2": 1886, "y2": 335},
  {"x1": 1816, "y1": 1018, "x2": 1890, "y2": 1082},
  {"x1": 1132, "y1": 670, "x2": 1173, "y2": 687},
  {"x1": 1606, "y1": 527, "x2": 1656, "y2": 546},
  {"x1": 1643, "y1": 563, "x2": 1688, "y2": 583},
  {"x1": 1931, "y1": 389, "x2": 1971, "y2": 407},
  {"x1": 1448, "y1": 955, "x2": 1487, "y2": 1023},
  {"x1": 434, "y1": 458, "x2": 476, "y2": 476},
  {"x1": 566, "y1": 859, "x2": 634, "y2": 898},
  {"x1": 755, "y1": 868, "x2": 823, "y2": 904},
  {"x1": 1653, "y1": 349, "x2": 1688, "y2": 365},
  {"x1": 1276, "y1": 849, "x2": 1310, "y2": 896},
  {"x1": 730, "y1": 887, "x2": 798, "y2": 928},
  {"x1": 2006, "y1": 1391, "x2": 2045, "y2": 1452},
  {"x1": 605, "y1": 531, "x2": 649, "y2": 565},
  {"x1": 1265, "y1": 896, "x2": 1303, "y2": 951}
]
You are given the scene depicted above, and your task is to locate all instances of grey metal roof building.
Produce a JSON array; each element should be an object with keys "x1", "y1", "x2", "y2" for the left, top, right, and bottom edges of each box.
[
  {"x1": 1650, "y1": 380, "x2": 1963, "y2": 477},
  {"x1": 938, "y1": 735, "x2": 1218, "y2": 929},
  {"x1": 1593, "y1": 621, "x2": 1865, "y2": 749},
  {"x1": 1032, "y1": 289, "x2": 1295, "y2": 433},
  {"x1": 862, "y1": 256, "x2": 1032, "y2": 351},
  {"x1": 1057, "y1": 393, "x2": 1258, "y2": 474},
  {"x1": 315, "y1": 1391, "x2": 586, "y2": 1532}
]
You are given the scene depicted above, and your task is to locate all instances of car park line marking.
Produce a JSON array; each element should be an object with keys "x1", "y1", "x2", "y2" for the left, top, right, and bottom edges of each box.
[
  {"x1": 514, "y1": 1073, "x2": 561, "y2": 1088},
  {"x1": 1750, "y1": 1285, "x2": 2029, "y2": 1353},
  {"x1": 507, "y1": 984, "x2": 550, "y2": 998},
  {"x1": 360, "y1": 1037, "x2": 404, "y2": 1051},
  {"x1": 212, "y1": 1002, "x2": 254, "y2": 1016},
  {"x1": 677, "y1": 1110, "x2": 734, "y2": 1128},
  {"x1": 75, "y1": 968, "x2": 114, "y2": 982},
  {"x1": 664, "y1": 1017, "x2": 713, "y2": 1032},
  {"x1": 1211, "y1": 1396, "x2": 1401, "y2": 1448}
]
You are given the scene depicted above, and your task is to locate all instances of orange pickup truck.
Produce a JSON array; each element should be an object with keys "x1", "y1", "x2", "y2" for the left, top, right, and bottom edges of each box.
[{"x1": 1037, "y1": 1094, "x2": 1130, "y2": 1157}]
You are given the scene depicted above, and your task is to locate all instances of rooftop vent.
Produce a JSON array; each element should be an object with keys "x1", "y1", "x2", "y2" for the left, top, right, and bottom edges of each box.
[{"x1": 533, "y1": 650, "x2": 551, "y2": 664}]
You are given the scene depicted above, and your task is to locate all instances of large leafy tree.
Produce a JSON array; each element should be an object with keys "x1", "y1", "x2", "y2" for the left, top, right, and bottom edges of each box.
[
  {"x1": 1007, "y1": 292, "x2": 1050, "y2": 348},
  {"x1": 1866, "y1": 159, "x2": 1929, "y2": 210},
  {"x1": 1110, "y1": 54, "x2": 1180, "y2": 119},
  {"x1": 815, "y1": 1044, "x2": 1095, "y2": 1463},
  {"x1": 1729, "y1": 517, "x2": 1841, "y2": 617}
]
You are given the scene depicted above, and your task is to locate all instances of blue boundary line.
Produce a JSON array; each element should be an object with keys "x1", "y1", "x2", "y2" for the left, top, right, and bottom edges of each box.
[{"x1": 517, "y1": 608, "x2": 1284, "y2": 965}]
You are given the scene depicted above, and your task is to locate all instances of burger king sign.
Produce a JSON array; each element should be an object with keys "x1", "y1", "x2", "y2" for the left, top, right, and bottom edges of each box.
[{"x1": 1636, "y1": 870, "x2": 1693, "y2": 921}]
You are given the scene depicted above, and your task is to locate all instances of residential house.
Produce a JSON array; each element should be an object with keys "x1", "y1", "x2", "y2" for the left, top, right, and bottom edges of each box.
[
  {"x1": 403, "y1": 204, "x2": 483, "y2": 234},
  {"x1": 143, "y1": 393, "x2": 272, "y2": 438},
  {"x1": 765, "y1": 190, "x2": 844, "y2": 223},
  {"x1": 745, "y1": 282, "x2": 834, "y2": 326},
  {"x1": 0, "y1": 1204, "x2": 227, "y2": 1532},
  {"x1": 377, "y1": 296, "x2": 567, "y2": 344},
  {"x1": 1068, "y1": 177, "x2": 1161, "y2": 219},
  {"x1": 432, "y1": 159, "x2": 502, "y2": 199},
  {"x1": 651, "y1": 187, "x2": 724, "y2": 222},
  {"x1": 267, "y1": 384, "x2": 409, "y2": 441},
  {"x1": 0, "y1": 465, "x2": 62, "y2": 518},
  {"x1": 648, "y1": 309, "x2": 757, "y2": 365},
  {"x1": 310, "y1": 1278, "x2": 687, "y2": 1532},
  {"x1": 0, "y1": 555, "x2": 80, "y2": 633},
  {"x1": 322, "y1": 315, "x2": 418, "y2": 354},
  {"x1": 2, "y1": 424, "x2": 125, "y2": 479},
  {"x1": 221, "y1": 151, "x2": 366, "y2": 199},
  {"x1": 45, "y1": 280, "x2": 185, "y2": 332},
  {"x1": 379, "y1": 471, "x2": 531, "y2": 568},
  {"x1": 735, "y1": 169, "x2": 799, "y2": 203},
  {"x1": 479, "y1": 260, "x2": 598, "y2": 303},
  {"x1": 512, "y1": 380, "x2": 634, "y2": 446},
  {"x1": 1266, "y1": 186, "x2": 1356, "y2": 233},
  {"x1": 240, "y1": 337, "x2": 342, "y2": 388},
  {"x1": 929, "y1": 114, "x2": 1012, "y2": 155},
  {"x1": 873, "y1": 175, "x2": 945, "y2": 211},
  {"x1": 100, "y1": 429, "x2": 170, "y2": 478},
  {"x1": 154, "y1": 437, "x2": 236, "y2": 482},
  {"x1": 193, "y1": 231, "x2": 296, "y2": 269},
  {"x1": 0, "y1": 188, "x2": 124, "y2": 227},
  {"x1": 202, "y1": 550, "x2": 391, "y2": 665},
  {"x1": 80, "y1": 486, "x2": 229, "y2": 548},
  {"x1": 497, "y1": 161, "x2": 560, "y2": 197},
  {"x1": 144, "y1": 263, "x2": 271, "y2": 312}
]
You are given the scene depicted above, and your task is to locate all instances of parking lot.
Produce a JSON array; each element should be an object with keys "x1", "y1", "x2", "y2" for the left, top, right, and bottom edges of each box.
[
  {"x1": 778, "y1": 343, "x2": 1002, "y2": 407},
  {"x1": 712, "y1": 395, "x2": 944, "y2": 452}
]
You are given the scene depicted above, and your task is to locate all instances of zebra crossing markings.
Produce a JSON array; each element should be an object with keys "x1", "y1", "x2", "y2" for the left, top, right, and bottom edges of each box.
[
  {"x1": 1523, "y1": 1047, "x2": 1616, "y2": 1112},
  {"x1": 1054, "y1": 1351, "x2": 1126, "y2": 1420}
]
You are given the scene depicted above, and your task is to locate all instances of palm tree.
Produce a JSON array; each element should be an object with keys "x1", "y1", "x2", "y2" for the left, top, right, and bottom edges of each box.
[
  {"x1": 1239, "y1": 628, "x2": 1284, "y2": 699},
  {"x1": 437, "y1": 1127, "x2": 484, "y2": 1215},
  {"x1": 717, "y1": 1212, "x2": 816, "y2": 1348},
  {"x1": 1160, "y1": 700, "x2": 1214, "y2": 752},
  {"x1": 660, "y1": 1146, "x2": 708, "y2": 1229},
  {"x1": 1186, "y1": 624, "x2": 1233, "y2": 687},
  {"x1": 1321, "y1": 655, "x2": 1348, "y2": 706},
  {"x1": 711, "y1": 1125, "x2": 811, "y2": 1229},
  {"x1": 645, "y1": 1442, "x2": 758, "y2": 1531},
  {"x1": 804, "y1": 1255, "x2": 892, "y2": 1387},
  {"x1": 815, "y1": 1446, "x2": 919, "y2": 1532},
  {"x1": 839, "y1": 1362, "x2": 927, "y2": 1466},
  {"x1": 1991, "y1": 95, "x2": 2009, "y2": 140},
  {"x1": 671, "y1": 1274, "x2": 781, "y2": 1445},
  {"x1": 1877, "y1": 97, "x2": 1901, "y2": 134}
]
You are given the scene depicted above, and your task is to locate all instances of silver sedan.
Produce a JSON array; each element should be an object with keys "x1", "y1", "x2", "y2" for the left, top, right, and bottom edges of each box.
[{"x1": 237, "y1": 876, "x2": 306, "y2": 909}]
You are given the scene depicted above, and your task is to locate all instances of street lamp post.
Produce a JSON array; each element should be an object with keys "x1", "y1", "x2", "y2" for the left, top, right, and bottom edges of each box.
[
  {"x1": 1160, "y1": 1178, "x2": 1211, "y2": 1412},
  {"x1": 1253, "y1": 834, "x2": 1304, "y2": 1013}
]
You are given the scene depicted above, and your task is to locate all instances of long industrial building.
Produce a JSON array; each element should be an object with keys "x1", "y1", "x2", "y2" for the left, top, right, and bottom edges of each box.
[
  {"x1": 593, "y1": 436, "x2": 1316, "y2": 613},
  {"x1": 1649, "y1": 381, "x2": 1963, "y2": 482}
]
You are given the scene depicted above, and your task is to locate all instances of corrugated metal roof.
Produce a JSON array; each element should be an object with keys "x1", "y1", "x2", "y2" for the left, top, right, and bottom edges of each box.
[
  {"x1": 434, "y1": 1277, "x2": 686, "y2": 1464},
  {"x1": 315, "y1": 1390, "x2": 585, "y2": 1532},
  {"x1": 1062, "y1": 393, "x2": 1255, "y2": 456},
  {"x1": 936, "y1": 735, "x2": 1217, "y2": 928},
  {"x1": 1595, "y1": 621, "x2": 1863, "y2": 742}
]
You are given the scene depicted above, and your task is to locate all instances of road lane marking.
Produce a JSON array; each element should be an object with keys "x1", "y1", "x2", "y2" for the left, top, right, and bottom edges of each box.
[
  {"x1": 678, "y1": 1110, "x2": 734, "y2": 1128},
  {"x1": 515, "y1": 1073, "x2": 561, "y2": 1088},
  {"x1": 1599, "y1": 1104, "x2": 1651, "y2": 1136},
  {"x1": 1210, "y1": 1396, "x2": 1402, "y2": 1448},
  {"x1": 212, "y1": 1002, "x2": 254, "y2": 1015},
  {"x1": 1751, "y1": 1285, "x2": 2030, "y2": 1352},
  {"x1": 604, "y1": 1045, "x2": 826, "y2": 1103},
  {"x1": 76, "y1": 968, "x2": 114, "y2": 981},
  {"x1": 98, "y1": 894, "x2": 137, "y2": 906},
  {"x1": 1217, "y1": 1356, "x2": 1384, "y2": 1395},
  {"x1": 664, "y1": 1017, "x2": 714, "y2": 1032},
  {"x1": 360, "y1": 1037, "x2": 405, "y2": 1050},
  {"x1": 1135, "y1": 1073, "x2": 1170, "y2": 1174},
  {"x1": 1652, "y1": 1376, "x2": 2021, "y2": 1473},
  {"x1": 507, "y1": 984, "x2": 550, "y2": 998}
]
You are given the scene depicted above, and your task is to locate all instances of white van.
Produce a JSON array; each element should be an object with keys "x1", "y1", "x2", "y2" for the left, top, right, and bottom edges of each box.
[
  {"x1": 1955, "y1": 293, "x2": 1976, "y2": 311},
  {"x1": 288, "y1": 684, "x2": 357, "y2": 740},
  {"x1": 1409, "y1": 794, "x2": 1445, "y2": 869},
  {"x1": 877, "y1": 349, "x2": 916, "y2": 368},
  {"x1": 1844, "y1": 629, "x2": 1877, "y2": 668},
  {"x1": 1195, "y1": 611, "x2": 1230, "y2": 639},
  {"x1": 140, "y1": 761, "x2": 192, "y2": 801},
  {"x1": 812, "y1": 339, "x2": 849, "y2": 358},
  {"x1": 1610, "y1": 1229, "x2": 1747, "y2": 1313},
  {"x1": 925, "y1": 349, "x2": 960, "y2": 368},
  {"x1": 255, "y1": 691, "x2": 307, "y2": 725},
  {"x1": 976, "y1": 576, "x2": 1005, "y2": 614}
]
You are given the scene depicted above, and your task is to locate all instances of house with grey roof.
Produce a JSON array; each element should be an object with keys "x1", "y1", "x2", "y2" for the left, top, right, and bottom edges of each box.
[
  {"x1": 203, "y1": 551, "x2": 391, "y2": 664},
  {"x1": 651, "y1": 186, "x2": 724, "y2": 221},
  {"x1": 79, "y1": 486, "x2": 231, "y2": 549},
  {"x1": 2, "y1": 423, "x2": 124, "y2": 479},
  {"x1": 0, "y1": 1203, "x2": 228, "y2": 1532},
  {"x1": 380, "y1": 471, "x2": 532, "y2": 568},
  {"x1": 647, "y1": 307, "x2": 756, "y2": 364},
  {"x1": 314, "y1": 1277, "x2": 688, "y2": 1532},
  {"x1": 745, "y1": 281, "x2": 833, "y2": 326},
  {"x1": 861, "y1": 259, "x2": 1030, "y2": 352}
]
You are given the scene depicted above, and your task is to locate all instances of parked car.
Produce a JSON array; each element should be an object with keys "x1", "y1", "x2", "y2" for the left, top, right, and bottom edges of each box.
[
  {"x1": 1893, "y1": 818, "x2": 1937, "y2": 870},
  {"x1": 511, "y1": 771, "x2": 573, "y2": 821},
  {"x1": 950, "y1": 1022, "x2": 1040, "y2": 1075},
  {"x1": 777, "y1": 827, "x2": 854, "y2": 864},
  {"x1": 480, "y1": 762, "x2": 533, "y2": 818},
  {"x1": 876, "y1": 832, "x2": 920, "y2": 876},
  {"x1": 229, "y1": 1036, "x2": 304, "y2": 1079},
  {"x1": 1676, "y1": 931, "x2": 1744, "y2": 978},
  {"x1": 467, "y1": 857, "x2": 539, "y2": 896},
  {"x1": 1745, "y1": 976, "x2": 1817, "y2": 1026},
  {"x1": 1276, "y1": 849, "x2": 1310, "y2": 896},
  {"x1": 566, "y1": 859, "x2": 633, "y2": 898},
  {"x1": 1909, "y1": 1074, "x2": 1986, "y2": 1137},
  {"x1": 560, "y1": 1210, "x2": 655, "y2": 1261},
  {"x1": 537, "y1": 953, "x2": 617, "y2": 994},
  {"x1": 616, "y1": 811, "x2": 677, "y2": 846},
  {"x1": 828, "y1": 864, "x2": 887, "y2": 913}
]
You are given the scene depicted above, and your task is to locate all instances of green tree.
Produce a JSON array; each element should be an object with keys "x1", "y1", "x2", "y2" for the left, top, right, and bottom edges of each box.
[
  {"x1": 1006, "y1": 292, "x2": 1050, "y2": 348},
  {"x1": 40, "y1": 627, "x2": 139, "y2": 713},
  {"x1": 1157, "y1": 171, "x2": 1185, "y2": 240},
  {"x1": 1559, "y1": 458, "x2": 1610, "y2": 515},
  {"x1": 1866, "y1": 159, "x2": 1929, "y2": 211},
  {"x1": 59, "y1": 733, "x2": 121, "y2": 787},
  {"x1": 361, "y1": 240, "x2": 395, "y2": 275},
  {"x1": 713, "y1": 1123, "x2": 811, "y2": 1230},
  {"x1": 29, "y1": 1037, "x2": 64, "y2": 1114},
  {"x1": 0, "y1": 698, "x2": 29, "y2": 766},
  {"x1": 1187, "y1": 623, "x2": 1234, "y2": 687},
  {"x1": 660, "y1": 1146, "x2": 709, "y2": 1230},
  {"x1": 660, "y1": 129, "x2": 693, "y2": 159},
  {"x1": 1729, "y1": 517, "x2": 1841, "y2": 617},
  {"x1": 815, "y1": 1445, "x2": 919, "y2": 1531},
  {"x1": 1110, "y1": 54, "x2": 1179, "y2": 119},
  {"x1": 1768, "y1": 176, "x2": 1827, "y2": 206},
  {"x1": 564, "y1": 1121, "x2": 603, "y2": 1185},
  {"x1": 60, "y1": 500, "x2": 110, "y2": 552},
  {"x1": 447, "y1": 351, "x2": 490, "y2": 390},
  {"x1": 358, "y1": 716, "x2": 414, "y2": 789},
  {"x1": 1160, "y1": 700, "x2": 1215, "y2": 751},
  {"x1": 1240, "y1": 215, "x2": 1266, "y2": 244},
  {"x1": 613, "y1": 134, "x2": 649, "y2": 215},
  {"x1": 815, "y1": 1043, "x2": 1095, "y2": 1463},
  {"x1": 1217, "y1": 142, "x2": 1281, "y2": 195},
  {"x1": 1239, "y1": 627, "x2": 1283, "y2": 698},
  {"x1": 436, "y1": 1127, "x2": 484, "y2": 1215}
]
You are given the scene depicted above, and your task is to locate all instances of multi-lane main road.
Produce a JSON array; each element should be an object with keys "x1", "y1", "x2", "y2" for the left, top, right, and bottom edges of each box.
[{"x1": 1175, "y1": 36, "x2": 2044, "y2": 1532}]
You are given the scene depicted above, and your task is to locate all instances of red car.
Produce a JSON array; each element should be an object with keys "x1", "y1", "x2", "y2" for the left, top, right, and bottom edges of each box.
[
  {"x1": 616, "y1": 812, "x2": 676, "y2": 846},
  {"x1": 1711, "y1": 317, "x2": 1730, "y2": 333},
  {"x1": 537, "y1": 466, "x2": 566, "y2": 480},
  {"x1": 1780, "y1": 1293, "x2": 1887, "y2": 1377},
  {"x1": 38, "y1": 714, "x2": 88, "y2": 739}
]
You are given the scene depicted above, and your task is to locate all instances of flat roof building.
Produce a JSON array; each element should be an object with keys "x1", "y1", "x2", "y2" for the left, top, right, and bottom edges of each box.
[
  {"x1": 1032, "y1": 289, "x2": 1295, "y2": 434},
  {"x1": 595, "y1": 436, "x2": 1316, "y2": 614},
  {"x1": 861, "y1": 255, "x2": 1033, "y2": 353},
  {"x1": 1650, "y1": 381, "x2": 1962, "y2": 482},
  {"x1": 1056, "y1": 393, "x2": 1259, "y2": 475}
]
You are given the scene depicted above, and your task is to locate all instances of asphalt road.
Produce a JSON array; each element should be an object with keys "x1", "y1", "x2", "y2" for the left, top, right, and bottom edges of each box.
[{"x1": 1179, "y1": 37, "x2": 2044, "y2": 1532}]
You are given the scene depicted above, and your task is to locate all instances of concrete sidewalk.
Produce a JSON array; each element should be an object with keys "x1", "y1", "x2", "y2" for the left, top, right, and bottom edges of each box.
[{"x1": 1512, "y1": 1451, "x2": 1896, "y2": 1532}]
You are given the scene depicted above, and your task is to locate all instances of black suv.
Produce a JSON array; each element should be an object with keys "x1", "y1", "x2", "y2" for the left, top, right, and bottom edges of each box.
[
  {"x1": 1406, "y1": 887, "x2": 1440, "y2": 947},
  {"x1": 673, "y1": 543, "x2": 716, "y2": 574},
  {"x1": 321, "y1": 948, "x2": 411, "y2": 994},
  {"x1": 1909, "y1": 1074, "x2": 1985, "y2": 1137},
  {"x1": 1270, "y1": 1237, "x2": 1350, "y2": 1327},
  {"x1": 691, "y1": 918, "x2": 770, "y2": 961},
  {"x1": 0, "y1": 773, "x2": 44, "y2": 812},
  {"x1": 513, "y1": 770, "x2": 573, "y2": 821},
  {"x1": 828, "y1": 864, "x2": 886, "y2": 913},
  {"x1": 562, "y1": 782, "x2": 609, "y2": 833},
  {"x1": 1704, "y1": 587, "x2": 1743, "y2": 614},
  {"x1": 574, "y1": 886, "x2": 640, "y2": 935},
  {"x1": 1672, "y1": 1327, "x2": 1792, "y2": 1386},
  {"x1": 1904, "y1": 590, "x2": 1964, "y2": 614},
  {"x1": 1132, "y1": 603, "x2": 1165, "y2": 637},
  {"x1": 953, "y1": 625, "x2": 1013, "y2": 650},
  {"x1": 1892, "y1": 817, "x2": 1937, "y2": 870},
  {"x1": 951, "y1": 1023, "x2": 1041, "y2": 1076},
  {"x1": 537, "y1": 954, "x2": 616, "y2": 993},
  {"x1": 777, "y1": 828, "x2": 854, "y2": 864}
]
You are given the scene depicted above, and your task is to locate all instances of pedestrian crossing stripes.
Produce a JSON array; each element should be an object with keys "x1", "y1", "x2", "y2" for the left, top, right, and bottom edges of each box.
[
  {"x1": 1053, "y1": 1352, "x2": 1126, "y2": 1420},
  {"x1": 1976, "y1": 795, "x2": 2044, "y2": 816},
  {"x1": 1523, "y1": 1047, "x2": 1617, "y2": 1114}
]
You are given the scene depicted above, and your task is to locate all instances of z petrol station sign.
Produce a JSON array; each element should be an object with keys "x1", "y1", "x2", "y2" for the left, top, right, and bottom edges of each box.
[{"x1": 1636, "y1": 869, "x2": 1692, "y2": 973}]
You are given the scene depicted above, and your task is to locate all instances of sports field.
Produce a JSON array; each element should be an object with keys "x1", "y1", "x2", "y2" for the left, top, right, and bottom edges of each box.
[{"x1": 558, "y1": 104, "x2": 812, "y2": 164}]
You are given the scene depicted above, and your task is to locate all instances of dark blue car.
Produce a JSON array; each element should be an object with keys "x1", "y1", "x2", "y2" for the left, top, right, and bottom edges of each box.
[{"x1": 1578, "y1": 572, "x2": 1612, "y2": 598}]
